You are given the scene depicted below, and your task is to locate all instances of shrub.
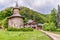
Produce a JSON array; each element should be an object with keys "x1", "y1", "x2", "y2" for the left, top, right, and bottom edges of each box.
[
  {"x1": 42, "y1": 23, "x2": 48, "y2": 31},
  {"x1": 7, "y1": 27, "x2": 33, "y2": 31},
  {"x1": 43, "y1": 22, "x2": 56, "y2": 31},
  {"x1": 56, "y1": 28, "x2": 60, "y2": 32},
  {"x1": 19, "y1": 27, "x2": 33, "y2": 31},
  {"x1": 1, "y1": 18, "x2": 8, "y2": 28},
  {"x1": 7, "y1": 27, "x2": 19, "y2": 31}
]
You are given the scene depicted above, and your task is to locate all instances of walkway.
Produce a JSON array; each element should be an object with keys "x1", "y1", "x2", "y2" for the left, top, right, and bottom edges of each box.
[{"x1": 40, "y1": 30, "x2": 60, "y2": 40}]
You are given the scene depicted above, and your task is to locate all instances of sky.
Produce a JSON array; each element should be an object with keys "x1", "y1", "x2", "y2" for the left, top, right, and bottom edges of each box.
[{"x1": 0, "y1": 0, "x2": 60, "y2": 14}]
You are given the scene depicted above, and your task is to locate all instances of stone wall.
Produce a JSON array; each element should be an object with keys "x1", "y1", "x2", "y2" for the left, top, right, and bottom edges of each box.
[{"x1": 8, "y1": 17, "x2": 24, "y2": 28}]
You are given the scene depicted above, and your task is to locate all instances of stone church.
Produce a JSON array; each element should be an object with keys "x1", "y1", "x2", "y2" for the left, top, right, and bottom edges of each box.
[
  {"x1": 8, "y1": 1, "x2": 24, "y2": 28},
  {"x1": 8, "y1": 1, "x2": 43, "y2": 30}
]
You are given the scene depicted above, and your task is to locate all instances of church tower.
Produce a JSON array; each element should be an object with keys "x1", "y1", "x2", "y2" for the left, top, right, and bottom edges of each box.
[
  {"x1": 13, "y1": 1, "x2": 21, "y2": 16},
  {"x1": 8, "y1": 1, "x2": 24, "y2": 28}
]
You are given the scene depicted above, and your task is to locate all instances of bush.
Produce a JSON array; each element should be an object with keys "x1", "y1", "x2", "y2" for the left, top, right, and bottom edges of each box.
[
  {"x1": 7, "y1": 27, "x2": 33, "y2": 31},
  {"x1": 1, "y1": 18, "x2": 8, "y2": 28},
  {"x1": 19, "y1": 27, "x2": 33, "y2": 31},
  {"x1": 43, "y1": 22, "x2": 56, "y2": 31},
  {"x1": 42, "y1": 23, "x2": 48, "y2": 31},
  {"x1": 7, "y1": 27, "x2": 19, "y2": 31},
  {"x1": 56, "y1": 28, "x2": 60, "y2": 32}
]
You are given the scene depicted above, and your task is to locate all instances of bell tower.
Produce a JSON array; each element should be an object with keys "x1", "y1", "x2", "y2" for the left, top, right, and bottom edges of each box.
[
  {"x1": 13, "y1": 0, "x2": 21, "y2": 16},
  {"x1": 8, "y1": 0, "x2": 24, "y2": 28}
]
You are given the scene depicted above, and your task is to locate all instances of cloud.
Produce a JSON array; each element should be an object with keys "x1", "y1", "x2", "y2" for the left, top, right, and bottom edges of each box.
[{"x1": 0, "y1": 0, "x2": 60, "y2": 14}]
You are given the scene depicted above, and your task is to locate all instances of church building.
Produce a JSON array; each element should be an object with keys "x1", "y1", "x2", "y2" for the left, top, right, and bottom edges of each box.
[
  {"x1": 8, "y1": 1, "x2": 24, "y2": 28},
  {"x1": 8, "y1": 1, "x2": 43, "y2": 30}
]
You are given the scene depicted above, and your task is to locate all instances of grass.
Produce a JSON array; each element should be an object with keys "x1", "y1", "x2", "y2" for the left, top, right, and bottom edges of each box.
[{"x1": 0, "y1": 30, "x2": 52, "y2": 40}]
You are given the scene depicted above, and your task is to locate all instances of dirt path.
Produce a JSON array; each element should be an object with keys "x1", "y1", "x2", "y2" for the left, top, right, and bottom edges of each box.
[{"x1": 40, "y1": 30, "x2": 60, "y2": 40}]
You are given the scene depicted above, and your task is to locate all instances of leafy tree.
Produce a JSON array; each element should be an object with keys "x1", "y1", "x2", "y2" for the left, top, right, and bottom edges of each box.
[
  {"x1": 43, "y1": 22, "x2": 56, "y2": 31},
  {"x1": 1, "y1": 18, "x2": 8, "y2": 28},
  {"x1": 43, "y1": 8, "x2": 57, "y2": 31},
  {"x1": 50, "y1": 8, "x2": 56, "y2": 23}
]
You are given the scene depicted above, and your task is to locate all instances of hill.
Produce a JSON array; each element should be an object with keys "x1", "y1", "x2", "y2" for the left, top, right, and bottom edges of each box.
[
  {"x1": 0, "y1": 7, "x2": 57, "y2": 28},
  {"x1": 0, "y1": 7, "x2": 47, "y2": 23}
]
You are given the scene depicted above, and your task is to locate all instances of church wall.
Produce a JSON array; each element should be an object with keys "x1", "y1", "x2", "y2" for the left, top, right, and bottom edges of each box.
[
  {"x1": 14, "y1": 9, "x2": 19, "y2": 14},
  {"x1": 8, "y1": 17, "x2": 24, "y2": 28}
]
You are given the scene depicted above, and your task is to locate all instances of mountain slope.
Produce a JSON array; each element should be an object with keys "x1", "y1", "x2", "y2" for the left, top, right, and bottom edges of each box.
[{"x1": 0, "y1": 7, "x2": 47, "y2": 23}]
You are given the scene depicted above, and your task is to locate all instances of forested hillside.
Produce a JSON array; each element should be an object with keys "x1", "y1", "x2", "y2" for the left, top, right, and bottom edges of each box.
[
  {"x1": 0, "y1": 7, "x2": 57, "y2": 28},
  {"x1": 0, "y1": 7, "x2": 47, "y2": 23}
]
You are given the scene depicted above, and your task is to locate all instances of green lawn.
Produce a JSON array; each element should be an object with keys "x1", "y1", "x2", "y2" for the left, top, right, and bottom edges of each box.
[{"x1": 0, "y1": 30, "x2": 52, "y2": 40}]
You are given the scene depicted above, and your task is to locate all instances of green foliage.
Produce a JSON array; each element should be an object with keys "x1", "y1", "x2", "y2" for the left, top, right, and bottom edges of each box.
[
  {"x1": 46, "y1": 8, "x2": 56, "y2": 23},
  {"x1": 56, "y1": 28, "x2": 60, "y2": 32},
  {"x1": 20, "y1": 7, "x2": 47, "y2": 23},
  {"x1": 7, "y1": 27, "x2": 33, "y2": 31},
  {"x1": 0, "y1": 7, "x2": 47, "y2": 24},
  {"x1": 43, "y1": 22, "x2": 56, "y2": 31},
  {"x1": 24, "y1": 18, "x2": 28, "y2": 23},
  {"x1": 42, "y1": 23, "x2": 48, "y2": 31},
  {"x1": 0, "y1": 7, "x2": 13, "y2": 20},
  {"x1": 50, "y1": 9, "x2": 56, "y2": 22},
  {"x1": 0, "y1": 7, "x2": 57, "y2": 31},
  {"x1": 0, "y1": 7, "x2": 48, "y2": 28},
  {"x1": 0, "y1": 6, "x2": 48, "y2": 29},
  {"x1": 43, "y1": 8, "x2": 57, "y2": 31},
  {"x1": 1, "y1": 18, "x2": 8, "y2": 28},
  {"x1": 19, "y1": 27, "x2": 33, "y2": 31},
  {"x1": 7, "y1": 27, "x2": 20, "y2": 31}
]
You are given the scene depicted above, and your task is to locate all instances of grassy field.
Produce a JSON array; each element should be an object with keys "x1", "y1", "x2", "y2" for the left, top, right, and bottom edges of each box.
[{"x1": 0, "y1": 30, "x2": 52, "y2": 40}]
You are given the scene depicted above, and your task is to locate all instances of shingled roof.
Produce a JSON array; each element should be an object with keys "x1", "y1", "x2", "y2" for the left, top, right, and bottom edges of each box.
[{"x1": 8, "y1": 0, "x2": 24, "y2": 19}]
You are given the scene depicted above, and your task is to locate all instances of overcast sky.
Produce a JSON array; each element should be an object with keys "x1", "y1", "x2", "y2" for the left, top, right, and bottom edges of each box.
[{"x1": 0, "y1": 0, "x2": 60, "y2": 14}]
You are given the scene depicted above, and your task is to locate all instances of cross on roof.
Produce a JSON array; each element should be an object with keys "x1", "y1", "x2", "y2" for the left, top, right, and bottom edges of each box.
[{"x1": 16, "y1": 0, "x2": 18, "y2": 8}]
